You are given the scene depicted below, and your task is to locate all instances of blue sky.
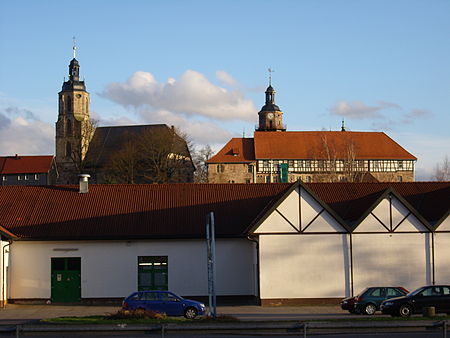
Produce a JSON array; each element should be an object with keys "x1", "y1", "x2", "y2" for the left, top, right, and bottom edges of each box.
[{"x1": 1, "y1": 0, "x2": 449, "y2": 179}]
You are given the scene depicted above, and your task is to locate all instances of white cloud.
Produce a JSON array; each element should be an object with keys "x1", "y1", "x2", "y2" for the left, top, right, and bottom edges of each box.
[
  {"x1": 0, "y1": 111, "x2": 54, "y2": 156},
  {"x1": 216, "y1": 70, "x2": 237, "y2": 86},
  {"x1": 133, "y1": 107, "x2": 233, "y2": 145},
  {"x1": 100, "y1": 70, "x2": 256, "y2": 121},
  {"x1": 329, "y1": 100, "x2": 400, "y2": 119}
]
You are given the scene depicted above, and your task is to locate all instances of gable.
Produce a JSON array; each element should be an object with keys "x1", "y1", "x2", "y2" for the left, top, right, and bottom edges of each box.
[
  {"x1": 355, "y1": 194, "x2": 427, "y2": 233},
  {"x1": 253, "y1": 186, "x2": 345, "y2": 234}
]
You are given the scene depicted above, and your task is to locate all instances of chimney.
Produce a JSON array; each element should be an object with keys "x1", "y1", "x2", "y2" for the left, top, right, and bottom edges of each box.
[{"x1": 78, "y1": 174, "x2": 91, "y2": 194}]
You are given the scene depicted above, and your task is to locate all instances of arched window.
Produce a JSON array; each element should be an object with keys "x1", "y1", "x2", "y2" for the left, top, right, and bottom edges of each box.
[
  {"x1": 66, "y1": 142, "x2": 72, "y2": 158},
  {"x1": 66, "y1": 120, "x2": 72, "y2": 136},
  {"x1": 66, "y1": 96, "x2": 71, "y2": 112}
]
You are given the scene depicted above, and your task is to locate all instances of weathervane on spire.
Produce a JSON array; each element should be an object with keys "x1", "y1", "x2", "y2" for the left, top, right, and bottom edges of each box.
[
  {"x1": 72, "y1": 36, "x2": 77, "y2": 59},
  {"x1": 268, "y1": 67, "x2": 274, "y2": 86}
]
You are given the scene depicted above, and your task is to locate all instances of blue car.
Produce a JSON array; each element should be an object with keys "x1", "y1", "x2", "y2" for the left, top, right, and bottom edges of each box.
[{"x1": 122, "y1": 290, "x2": 206, "y2": 319}]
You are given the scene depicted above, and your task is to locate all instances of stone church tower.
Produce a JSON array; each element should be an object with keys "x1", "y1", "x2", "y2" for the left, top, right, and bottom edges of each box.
[{"x1": 55, "y1": 46, "x2": 93, "y2": 184}]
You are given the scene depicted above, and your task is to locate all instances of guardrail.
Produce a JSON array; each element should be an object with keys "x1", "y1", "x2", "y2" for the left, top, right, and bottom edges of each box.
[{"x1": 4, "y1": 320, "x2": 449, "y2": 337}]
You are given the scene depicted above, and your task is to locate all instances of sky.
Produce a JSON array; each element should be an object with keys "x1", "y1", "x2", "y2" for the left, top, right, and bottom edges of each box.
[{"x1": 0, "y1": 0, "x2": 449, "y2": 180}]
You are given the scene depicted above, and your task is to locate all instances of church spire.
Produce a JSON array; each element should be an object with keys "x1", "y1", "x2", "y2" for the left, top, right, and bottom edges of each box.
[{"x1": 256, "y1": 70, "x2": 285, "y2": 132}]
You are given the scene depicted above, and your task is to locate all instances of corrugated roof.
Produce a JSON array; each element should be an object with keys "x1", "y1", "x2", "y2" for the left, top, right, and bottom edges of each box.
[
  {"x1": 207, "y1": 138, "x2": 255, "y2": 163},
  {"x1": 254, "y1": 131, "x2": 416, "y2": 160},
  {"x1": 0, "y1": 156, "x2": 54, "y2": 174},
  {"x1": 307, "y1": 182, "x2": 450, "y2": 227},
  {"x1": 0, "y1": 183, "x2": 291, "y2": 240}
]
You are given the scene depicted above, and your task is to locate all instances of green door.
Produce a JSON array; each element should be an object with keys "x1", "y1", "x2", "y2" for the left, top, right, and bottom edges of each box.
[{"x1": 51, "y1": 257, "x2": 81, "y2": 303}]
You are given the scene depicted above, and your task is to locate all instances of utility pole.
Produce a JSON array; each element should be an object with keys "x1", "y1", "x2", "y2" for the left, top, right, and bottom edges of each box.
[{"x1": 206, "y1": 212, "x2": 217, "y2": 317}]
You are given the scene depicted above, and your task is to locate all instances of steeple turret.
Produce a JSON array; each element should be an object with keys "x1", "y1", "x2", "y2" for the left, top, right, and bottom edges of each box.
[{"x1": 256, "y1": 70, "x2": 285, "y2": 132}]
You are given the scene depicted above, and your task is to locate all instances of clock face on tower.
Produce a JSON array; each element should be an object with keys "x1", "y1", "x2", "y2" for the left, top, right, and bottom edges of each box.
[{"x1": 267, "y1": 112, "x2": 274, "y2": 120}]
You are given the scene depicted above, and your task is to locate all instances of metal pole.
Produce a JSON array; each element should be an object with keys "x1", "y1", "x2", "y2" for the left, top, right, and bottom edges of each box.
[
  {"x1": 206, "y1": 212, "x2": 217, "y2": 318},
  {"x1": 210, "y1": 212, "x2": 217, "y2": 317}
]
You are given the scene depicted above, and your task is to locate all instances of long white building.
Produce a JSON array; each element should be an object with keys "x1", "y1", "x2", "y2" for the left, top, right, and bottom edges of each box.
[{"x1": 0, "y1": 181, "x2": 448, "y2": 306}]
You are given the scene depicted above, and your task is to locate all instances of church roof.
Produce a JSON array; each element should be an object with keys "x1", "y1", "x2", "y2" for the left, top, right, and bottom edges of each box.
[
  {"x1": 208, "y1": 131, "x2": 416, "y2": 162},
  {"x1": 0, "y1": 155, "x2": 54, "y2": 174},
  {"x1": 84, "y1": 124, "x2": 190, "y2": 169}
]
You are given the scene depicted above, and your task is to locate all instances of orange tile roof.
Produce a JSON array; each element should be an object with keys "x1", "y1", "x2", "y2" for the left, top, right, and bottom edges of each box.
[
  {"x1": 0, "y1": 155, "x2": 54, "y2": 174},
  {"x1": 254, "y1": 131, "x2": 416, "y2": 160},
  {"x1": 207, "y1": 138, "x2": 255, "y2": 163}
]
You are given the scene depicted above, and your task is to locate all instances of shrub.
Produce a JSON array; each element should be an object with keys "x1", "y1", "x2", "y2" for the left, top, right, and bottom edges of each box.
[{"x1": 106, "y1": 309, "x2": 167, "y2": 320}]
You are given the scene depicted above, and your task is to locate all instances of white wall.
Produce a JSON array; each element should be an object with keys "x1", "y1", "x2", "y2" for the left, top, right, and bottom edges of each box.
[
  {"x1": 434, "y1": 232, "x2": 450, "y2": 284},
  {"x1": 0, "y1": 240, "x2": 10, "y2": 304},
  {"x1": 10, "y1": 238, "x2": 256, "y2": 300},
  {"x1": 259, "y1": 234, "x2": 350, "y2": 298},
  {"x1": 352, "y1": 233, "x2": 431, "y2": 293}
]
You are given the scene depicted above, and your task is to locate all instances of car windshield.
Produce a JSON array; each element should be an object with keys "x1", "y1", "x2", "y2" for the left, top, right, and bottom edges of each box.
[
  {"x1": 408, "y1": 287, "x2": 427, "y2": 296},
  {"x1": 357, "y1": 288, "x2": 369, "y2": 297}
]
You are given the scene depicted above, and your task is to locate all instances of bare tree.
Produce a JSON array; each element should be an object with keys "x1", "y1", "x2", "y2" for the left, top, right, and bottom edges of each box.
[
  {"x1": 432, "y1": 156, "x2": 450, "y2": 181},
  {"x1": 192, "y1": 145, "x2": 213, "y2": 183},
  {"x1": 104, "y1": 126, "x2": 194, "y2": 184},
  {"x1": 313, "y1": 134, "x2": 367, "y2": 183},
  {"x1": 67, "y1": 118, "x2": 97, "y2": 173},
  {"x1": 104, "y1": 138, "x2": 140, "y2": 184}
]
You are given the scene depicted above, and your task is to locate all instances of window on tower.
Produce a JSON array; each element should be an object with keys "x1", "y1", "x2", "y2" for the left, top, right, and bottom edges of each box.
[
  {"x1": 67, "y1": 96, "x2": 71, "y2": 112},
  {"x1": 66, "y1": 142, "x2": 72, "y2": 158},
  {"x1": 66, "y1": 120, "x2": 72, "y2": 136}
]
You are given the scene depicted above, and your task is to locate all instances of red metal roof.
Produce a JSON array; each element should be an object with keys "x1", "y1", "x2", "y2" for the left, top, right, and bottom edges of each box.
[
  {"x1": 307, "y1": 182, "x2": 450, "y2": 227},
  {"x1": 207, "y1": 138, "x2": 255, "y2": 163},
  {"x1": 0, "y1": 156, "x2": 54, "y2": 174},
  {"x1": 0, "y1": 183, "x2": 292, "y2": 240},
  {"x1": 0, "y1": 182, "x2": 447, "y2": 240}
]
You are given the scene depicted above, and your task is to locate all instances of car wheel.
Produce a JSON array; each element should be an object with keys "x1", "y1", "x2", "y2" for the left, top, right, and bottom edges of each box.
[
  {"x1": 184, "y1": 307, "x2": 198, "y2": 319},
  {"x1": 363, "y1": 303, "x2": 377, "y2": 315},
  {"x1": 399, "y1": 304, "x2": 412, "y2": 318}
]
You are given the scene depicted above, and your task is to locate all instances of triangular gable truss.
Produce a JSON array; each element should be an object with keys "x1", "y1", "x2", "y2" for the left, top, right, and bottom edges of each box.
[
  {"x1": 249, "y1": 181, "x2": 350, "y2": 234},
  {"x1": 352, "y1": 188, "x2": 432, "y2": 233}
]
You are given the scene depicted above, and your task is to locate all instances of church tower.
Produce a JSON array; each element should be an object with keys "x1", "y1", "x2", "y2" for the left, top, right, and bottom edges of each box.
[
  {"x1": 55, "y1": 43, "x2": 93, "y2": 184},
  {"x1": 256, "y1": 83, "x2": 285, "y2": 132}
]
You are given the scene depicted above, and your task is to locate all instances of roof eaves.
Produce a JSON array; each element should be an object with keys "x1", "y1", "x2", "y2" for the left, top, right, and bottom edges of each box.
[{"x1": 0, "y1": 224, "x2": 18, "y2": 240}]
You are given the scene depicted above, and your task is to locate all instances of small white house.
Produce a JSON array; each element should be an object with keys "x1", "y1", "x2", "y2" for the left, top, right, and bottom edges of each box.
[{"x1": 0, "y1": 181, "x2": 448, "y2": 305}]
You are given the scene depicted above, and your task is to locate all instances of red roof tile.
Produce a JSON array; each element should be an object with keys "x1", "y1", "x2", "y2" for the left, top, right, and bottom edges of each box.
[
  {"x1": 0, "y1": 183, "x2": 292, "y2": 240},
  {"x1": 254, "y1": 131, "x2": 416, "y2": 160},
  {"x1": 208, "y1": 138, "x2": 255, "y2": 163},
  {"x1": 0, "y1": 156, "x2": 54, "y2": 174}
]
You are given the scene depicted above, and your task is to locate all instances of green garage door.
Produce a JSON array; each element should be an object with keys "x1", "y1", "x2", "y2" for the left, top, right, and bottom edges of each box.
[{"x1": 51, "y1": 257, "x2": 81, "y2": 303}]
